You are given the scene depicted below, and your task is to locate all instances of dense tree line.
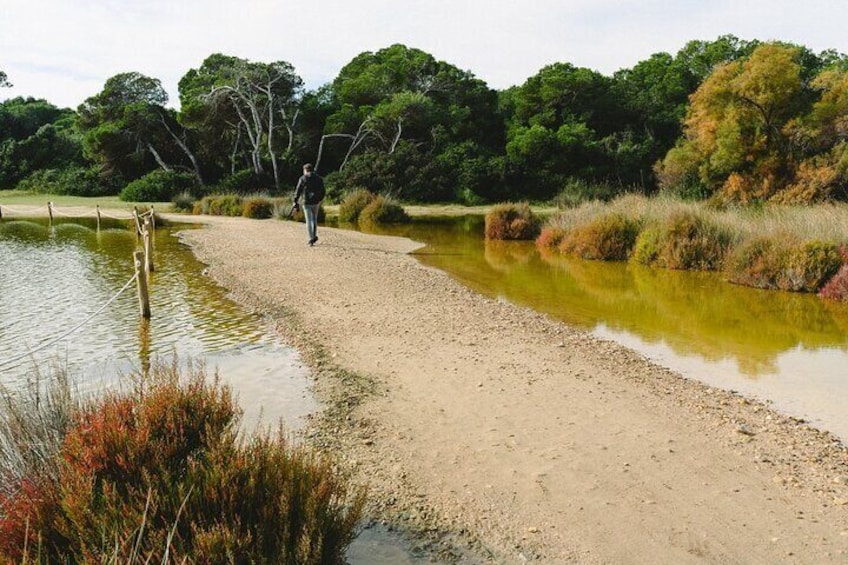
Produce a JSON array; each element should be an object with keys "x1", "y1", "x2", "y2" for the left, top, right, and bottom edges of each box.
[{"x1": 1, "y1": 36, "x2": 847, "y2": 204}]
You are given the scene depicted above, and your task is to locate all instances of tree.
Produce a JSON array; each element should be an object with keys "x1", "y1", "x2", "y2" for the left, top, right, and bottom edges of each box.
[
  {"x1": 0, "y1": 98, "x2": 83, "y2": 189},
  {"x1": 78, "y1": 72, "x2": 178, "y2": 182},
  {"x1": 657, "y1": 43, "x2": 811, "y2": 201},
  {"x1": 0, "y1": 70, "x2": 10, "y2": 88},
  {"x1": 324, "y1": 44, "x2": 504, "y2": 202},
  {"x1": 179, "y1": 54, "x2": 303, "y2": 192}
]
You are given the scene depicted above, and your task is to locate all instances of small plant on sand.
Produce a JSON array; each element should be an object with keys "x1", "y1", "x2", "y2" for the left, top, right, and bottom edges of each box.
[
  {"x1": 0, "y1": 360, "x2": 365, "y2": 563},
  {"x1": 208, "y1": 194, "x2": 244, "y2": 217},
  {"x1": 242, "y1": 196, "x2": 275, "y2": 219},
  {"x1": 338, "y1": 188, "x2": 377, "y2": 224},
  {"x1": 171, "y1": 191, "x2": 196, "y2": 213},
  {"x1": 484, "y1": 202, "x2": 540, "y2": 240},
  {"x1": 358, "y1": 195, "x2": 410, "y2": 230}
]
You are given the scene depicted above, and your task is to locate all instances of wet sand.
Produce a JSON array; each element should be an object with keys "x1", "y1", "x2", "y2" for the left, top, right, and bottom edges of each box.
[{"x1": 178, "y1": 214, "x2": 848, "y2": 564}]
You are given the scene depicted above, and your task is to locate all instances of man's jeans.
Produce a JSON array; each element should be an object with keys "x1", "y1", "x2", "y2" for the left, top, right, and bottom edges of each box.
[{"x1": 304, "y1": 204, "x2": 319, "y2": 242}]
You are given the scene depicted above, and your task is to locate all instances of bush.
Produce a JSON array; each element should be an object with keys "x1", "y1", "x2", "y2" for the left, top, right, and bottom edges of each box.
[
  {"x1": 120, "y1": 170, "x2": 195, "y2": 203},
  {"x1": 208, "y1": 194, "x2": 244, "y2": 217},
  {"x1": 536, "y1": 227, "x2": 567, "y2": 251},
  {"x1": 338, "y1": 188, "x2": 377, "y2": 224},
  {"x1": 559, "y1": 213, "x2": 640, "y2": 261},
  {"x1": 358, "y1": 196, "x2": 410, "y2": 230},
  {"x1": 820, "y1": 265, "x2": 848, "y2": 301},
  {"x1": 171, "y1": 191, "x2": 196, "y2": 213},
  {"x1": 632, "y1": 210, "x2": 732, "y2": 270},
  {"x1": 484, "y1": 203, "x2": 540, "y2": 240},
  {"x1": 242, "y1": 196, "x2": 275, "y2": 219},
  {"x1": 213, "y1": 169, "x2": 271, "y2": 195},
  {"x1": 0, "y1": 361, "x2": 365, "y2": 563},
  {"x1": 16, "y1": 166, "x2": 117, "y2": 197},
  {"x1": 726, "y1": 236, "x2": 842, "y2": 292}
]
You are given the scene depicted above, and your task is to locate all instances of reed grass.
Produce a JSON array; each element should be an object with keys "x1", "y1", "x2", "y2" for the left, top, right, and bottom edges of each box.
[{"x1": 542, "y1": 194, "x2": 848, "y2": 295}]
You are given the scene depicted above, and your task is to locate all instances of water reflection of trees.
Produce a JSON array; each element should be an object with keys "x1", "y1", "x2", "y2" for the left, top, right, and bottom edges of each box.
[{"x1": 538, "y1": 253, "x2": 848, "y2": 376}]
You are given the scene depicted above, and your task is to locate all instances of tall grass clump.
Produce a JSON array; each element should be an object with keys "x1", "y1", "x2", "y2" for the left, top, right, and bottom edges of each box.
[
  {"x1": 242, "y1": 196, "x2": 275, "y2": 219},
  {"x1": 484, "y1": 202, "x2": 540, "y2": 240},
  {"x1": 632, "y1": 210, "x2": 734, "y2": 270},
  {"x1": 338, "y1": 188, "x2": 377, "y2": 224},
  {"x1": 0, "y1": 365, "x2": 78, "y2": 503},
  {"x1": 207, "y1": 194, "x2": 244, "y2": 217},
  {"x1": 726, "y1": 235, "x2": 843, "y2": 292},
  {"x1": 0, "y1": 360, "x2": 365, "y2": 563},
  {"x1": 559, "y1": 213, "x2": 641, "y2": 260},
  {"x1": 358, "y1": 195, "x2": 410, "y2": 231},
  {"x1": 171, "y1": 191, "x2": 196, "y2": 213}
]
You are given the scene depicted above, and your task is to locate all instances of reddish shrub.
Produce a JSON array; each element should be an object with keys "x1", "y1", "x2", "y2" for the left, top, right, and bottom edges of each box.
[
  {"x1": 559, "y1": 213, "x2": 640, "y2": 261},
  {"x1": 484, "y1": 203, "x2": 540, "y2": 240},
  {"x1": 536, "y1": 227, "x2": 567, "y2": 250},
  {"x1": 819, "y1": 265, "x2": 848, "y2": 301}
]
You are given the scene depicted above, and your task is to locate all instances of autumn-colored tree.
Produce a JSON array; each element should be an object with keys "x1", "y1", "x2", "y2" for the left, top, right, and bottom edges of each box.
[
  {"x1": 779, "y1": 68, "x2": 848, "y2": 202},
  {"x1": 658, "y1": 43, "x2": 809, "y2": 202}
]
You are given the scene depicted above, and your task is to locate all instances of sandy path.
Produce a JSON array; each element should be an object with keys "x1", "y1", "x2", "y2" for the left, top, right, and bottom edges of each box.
[{"x1": 178, "y1": 215, "x2": 848, "y2": 564}]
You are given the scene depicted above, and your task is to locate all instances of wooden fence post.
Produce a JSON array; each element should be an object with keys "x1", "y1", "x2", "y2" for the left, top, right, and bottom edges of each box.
[
  {"x1": 96, "y1": 205, "x2": 101, "y2": 231},
  {"x1": 143, "y1": 219, "x2": 154, "y2": 273},
  {"x1": 0, "y1": 205, "x2": 3, "y2": 220},
  {"x1": 149, "y1": 206, "x2": 156, "y2": 229},
  {"x1": 134, "y1": 250, "x2": 151, "y2": 319},
  {"x1": 48, "y1": 201, "x2": 54, "y2": 224},
  {"x1": 133, "y1": 206, "x2": 142, "y2": 235}
]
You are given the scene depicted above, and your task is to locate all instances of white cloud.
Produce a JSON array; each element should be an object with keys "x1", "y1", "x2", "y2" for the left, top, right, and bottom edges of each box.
[{"x1": 2, "y1": 0, "x2": 847, "y2": 109}]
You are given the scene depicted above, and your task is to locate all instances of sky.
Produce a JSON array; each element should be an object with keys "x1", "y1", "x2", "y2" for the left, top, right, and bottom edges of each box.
[{"x1": 2, "y1": 0, "x2": 848, "y2": 110}]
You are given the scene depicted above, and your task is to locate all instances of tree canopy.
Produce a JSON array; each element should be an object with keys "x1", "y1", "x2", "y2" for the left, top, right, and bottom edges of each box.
[{"x1": 2, "y1": 37, "x2": 848, "y2": 205}]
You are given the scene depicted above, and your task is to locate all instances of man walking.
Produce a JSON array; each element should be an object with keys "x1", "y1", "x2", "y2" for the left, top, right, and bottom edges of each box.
[{"x1": 293, "y1": 163, "x2": 325, "y2": 246}]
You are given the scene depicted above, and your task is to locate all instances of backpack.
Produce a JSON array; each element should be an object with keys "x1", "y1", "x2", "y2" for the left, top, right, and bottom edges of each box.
[{"x1": 305, "y1": 174, "x2": 325, "y2": 202}]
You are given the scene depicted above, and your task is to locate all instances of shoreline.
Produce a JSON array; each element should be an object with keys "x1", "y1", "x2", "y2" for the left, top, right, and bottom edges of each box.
[{"x1": 177, "y1": 215, "x2": 848, "y2": 563}]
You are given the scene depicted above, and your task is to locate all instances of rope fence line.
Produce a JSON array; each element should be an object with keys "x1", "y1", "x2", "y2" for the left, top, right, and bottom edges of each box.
[
  {"x1": 0, "y1": 203, "x2": 160, "y2": 373},
  {"x1": 0, "y1": 272, "x2": 139, "y2": 371},
  {"x1": 0, "y1": 202, "x2": 156, "y2": 223}
]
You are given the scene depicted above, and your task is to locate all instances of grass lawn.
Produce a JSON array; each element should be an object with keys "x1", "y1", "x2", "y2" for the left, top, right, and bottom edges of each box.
[{"x1": 0, "y1": 190, "x2": 170, "y2": 211}]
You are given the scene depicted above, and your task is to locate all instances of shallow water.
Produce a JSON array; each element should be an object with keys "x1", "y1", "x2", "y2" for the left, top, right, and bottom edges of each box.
[
  {"x1": 364, "y1": 216, "x2": 848, "y2": 441},
  {"x1": 0, "y1": 217, "x2": 317, "y2": 430},
  {"x1": 0, "y1": 216, "x2": 419, "y2": 563}
]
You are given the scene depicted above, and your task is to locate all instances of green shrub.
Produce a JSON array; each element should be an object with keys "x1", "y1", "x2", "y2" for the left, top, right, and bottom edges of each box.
[
  {"x1": 726, "y1": 237, "x2": 841, "y2": 292},
  {"x1": 484, "y1": 202, "x2": 540, "y2": 240},
  {"x1": 208, "y1": 194, "x2": 244, "y2": 217},
  {"x1": 358, "y1": 196, "x2": 410, "y2": 230},
  {"x1": 17, "y1": 166, "x2": 117, "y2": 197},
  {"x1": 213, "y1": 169, "x2": 270, "y2": 195},
  {"x1": 559, "y1": 213, "x2": 640, "y2": 261},
  {"x1": 785, "y1": 240, "x2": 843, "y2": 292},
  {"x1": 632, "y1": 210, "x2": 733, "y2": 270},
  {"x1": 0, "y1": 361, "x2": 365, "y2": 563},
  {"x1": 120, "y1": 170, "x2": 195, "y2": 203},
  {"x1": 725, "y1": 236, "x2": 788, "y2": 289},
  {"x1": 171, "y1": 191, "x2": 196, "y2": 212},
  {"x1": 338, "y1": 188, "x2": 377, "y2": 224},
  {"x1": 632, "y1": 225, "x2": 663, "y2": 265},
  {"x1": 242, "y1": 196, "x2": 275, "y2": 219}
]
